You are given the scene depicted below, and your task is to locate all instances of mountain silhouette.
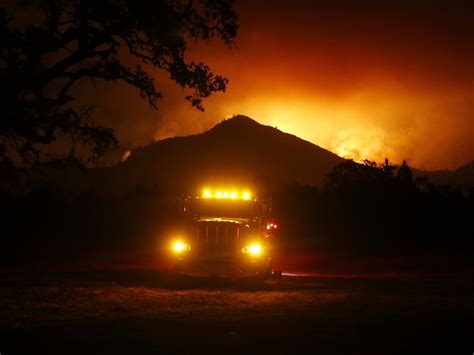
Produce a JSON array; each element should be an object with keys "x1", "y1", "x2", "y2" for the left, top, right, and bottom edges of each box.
[{"x1": 92, "y1": 115, "x2": 344, "y2": 195}]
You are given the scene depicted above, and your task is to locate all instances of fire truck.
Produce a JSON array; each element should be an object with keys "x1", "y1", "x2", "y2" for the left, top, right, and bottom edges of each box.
[{"x1": 168, "y1": 188, "x2": 278, "y2": 278}]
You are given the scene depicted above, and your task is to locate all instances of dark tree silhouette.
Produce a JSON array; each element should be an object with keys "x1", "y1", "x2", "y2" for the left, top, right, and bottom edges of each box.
[
  {"x1": 318, "y1": 158, "x2": 473, "y2": 254},
  {"x1": 381, "y1": 158, "x2": 395, "y2": 177},
  {"x1": 397, "y1": 160, "x2": 413, "y2": 182},
  {"x1": 0, "y1": 0, "x2": 237, "y2": 166}
]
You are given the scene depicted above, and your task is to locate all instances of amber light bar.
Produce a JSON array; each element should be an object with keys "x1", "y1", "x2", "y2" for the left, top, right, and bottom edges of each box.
[{"x1": 201, "y1": 189, "x2": 252, "y2": 200}]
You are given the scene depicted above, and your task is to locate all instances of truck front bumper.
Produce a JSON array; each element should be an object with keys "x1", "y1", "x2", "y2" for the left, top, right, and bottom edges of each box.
[{"x1": 173, "y1": 257, "x2": 272, "y2": 278}]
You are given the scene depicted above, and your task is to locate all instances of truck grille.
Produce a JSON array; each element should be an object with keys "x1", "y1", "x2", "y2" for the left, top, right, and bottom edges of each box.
[{"x1": 195, "y1": 222, "x2": 244, "y2": 258}]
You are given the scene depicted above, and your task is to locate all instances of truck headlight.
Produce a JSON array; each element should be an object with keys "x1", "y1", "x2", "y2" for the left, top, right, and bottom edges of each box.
[
  {"x1": 242, "y1": 243, "x2": 262, "y2": 256},
  {"x1": 172, "y1": 240, "x2": 191, "y2": 253}
]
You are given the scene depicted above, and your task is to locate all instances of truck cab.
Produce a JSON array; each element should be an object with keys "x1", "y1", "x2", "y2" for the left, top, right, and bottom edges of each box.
[{"x1": 168, "y1": 188, "x2": 277, "y2": 278}]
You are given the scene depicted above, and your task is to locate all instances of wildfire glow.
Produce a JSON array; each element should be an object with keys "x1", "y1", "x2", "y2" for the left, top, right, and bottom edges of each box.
[
  {"x1": 216, "y1": 94, "x2": 410, "y2": 164},
  {"x1": 113, "y1": 0, "x2": 471, "y2": 171}
]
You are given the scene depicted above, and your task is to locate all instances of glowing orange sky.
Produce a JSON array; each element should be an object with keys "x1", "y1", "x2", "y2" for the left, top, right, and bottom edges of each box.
[{"x1": 84, "y1": 0, "x2": 473, "y2": 170}]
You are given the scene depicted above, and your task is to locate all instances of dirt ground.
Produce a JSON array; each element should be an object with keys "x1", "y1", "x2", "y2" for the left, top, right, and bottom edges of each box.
[{"x1": 0, "y1": 270, "x2": 473, "y2": 354}]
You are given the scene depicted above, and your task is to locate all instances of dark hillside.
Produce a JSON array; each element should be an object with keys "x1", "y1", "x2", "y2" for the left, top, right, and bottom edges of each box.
[{"x1": 91, "y1": 115, "x2": 344, "y2": 195}]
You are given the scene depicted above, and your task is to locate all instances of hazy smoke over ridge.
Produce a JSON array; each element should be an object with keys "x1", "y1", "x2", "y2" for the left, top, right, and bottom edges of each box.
[{"x1": 79, "y1": 0, "x2": 473, "y2": 170}]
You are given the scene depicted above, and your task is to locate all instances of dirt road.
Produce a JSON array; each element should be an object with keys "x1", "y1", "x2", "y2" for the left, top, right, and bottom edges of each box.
[{"x1": 1, "y1": 270, "x2": 472, "y2": 354}]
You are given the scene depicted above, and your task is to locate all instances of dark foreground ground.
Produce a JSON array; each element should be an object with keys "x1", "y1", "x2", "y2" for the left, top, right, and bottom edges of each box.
[{"x1": 0, "y1": 269, "x2": 473, "y2": 355}]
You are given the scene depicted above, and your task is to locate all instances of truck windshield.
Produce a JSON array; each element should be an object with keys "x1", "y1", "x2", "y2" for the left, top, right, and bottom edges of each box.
[{"x1": 191, "y1": 199, "x2": 260, "y2": 219}]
